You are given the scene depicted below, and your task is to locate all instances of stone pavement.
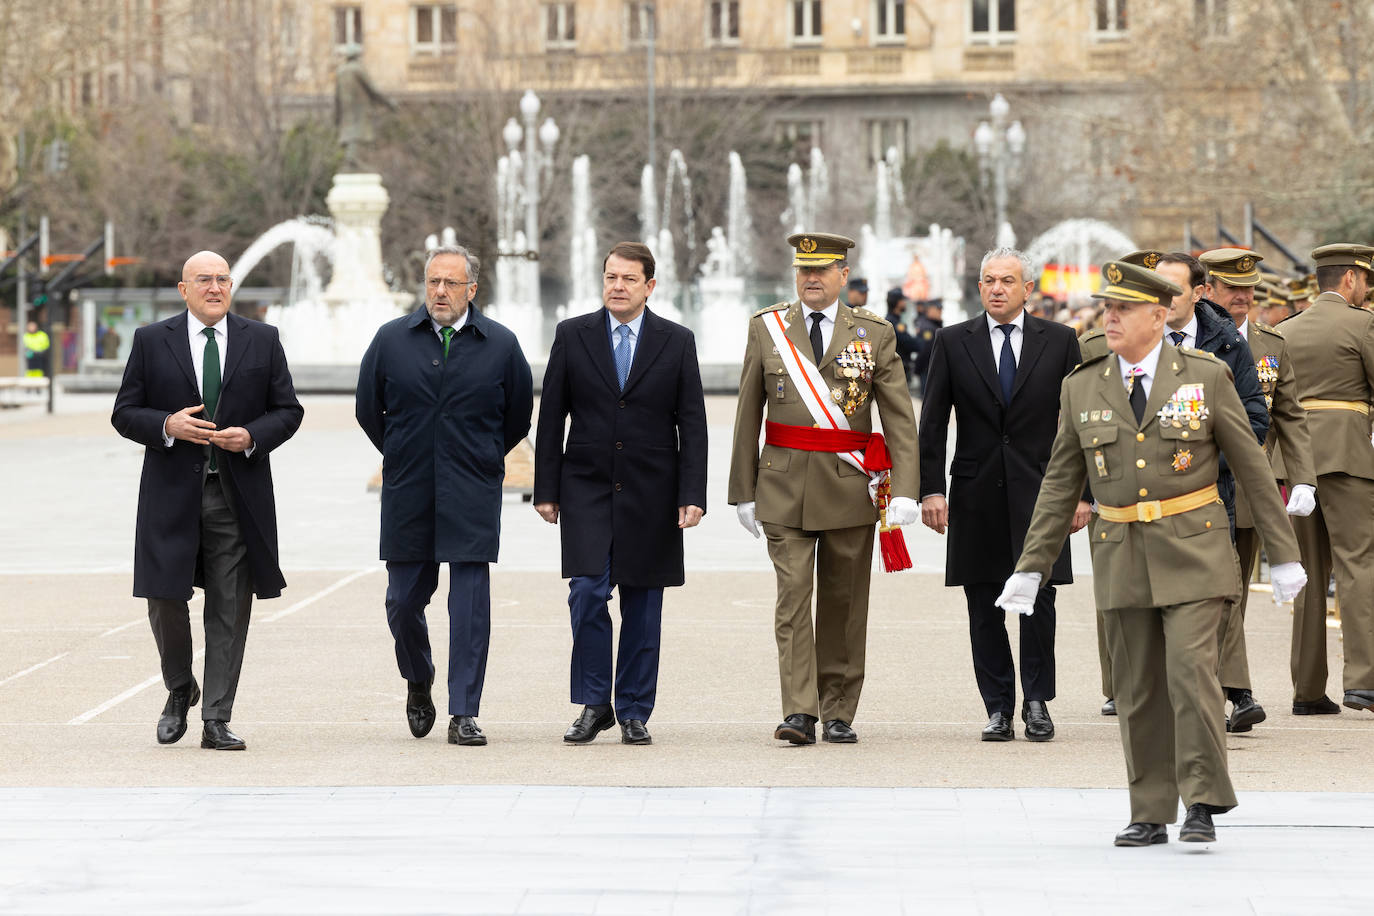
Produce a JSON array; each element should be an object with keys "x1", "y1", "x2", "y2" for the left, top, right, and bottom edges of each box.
[{"x1": 0, "y1": 392, "x2": 1370, "y2": 913}]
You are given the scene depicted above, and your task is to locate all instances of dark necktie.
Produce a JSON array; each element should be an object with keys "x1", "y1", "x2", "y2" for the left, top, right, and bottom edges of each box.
[
  {"x1": 1169, "y1": 331, "x2": 1185, "y2": 346},
  {"x1": 441, "y1": 326, "x2": 455, "y2": 360},
  {"x1": 1128, "y1": 368, "x2": 1147, "y2": 424},
  {"x1": 997, "y1": 324, "x2": 1016, "y2": 404},
  {"x1": 809, "y1": 312, "x2": 825, "y2": 365},
  {"x1": 614, "y1": 324, "x2": 632, "y2": 389},
  {"x1": 202, "y1": 327, "x2": 221, "y2": 471}
]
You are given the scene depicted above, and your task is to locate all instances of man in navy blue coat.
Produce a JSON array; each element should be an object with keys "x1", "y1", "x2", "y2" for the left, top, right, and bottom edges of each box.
[
  {"x1": 356, "y1": 245, "x2": 533, "y2": 746},
  {"x1": 534, "y1": 241, "x2": 708, "y2": 745},
  {"x1": 112, "y1": 250, "x2": 303, "y2": 751}
]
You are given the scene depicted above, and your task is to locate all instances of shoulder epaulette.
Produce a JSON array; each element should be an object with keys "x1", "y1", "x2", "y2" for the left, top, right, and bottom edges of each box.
[
  {"x1": 752, "y1": 302, "x2": 789, "y2": 317},
  {"x1": 1079, "y1": 327, "x2": 1105, "y2": 341},
  {"x1": 1179, "y1": 346, "x2": 1222, "y2": 364},
  {"x1": 1069, "y1": 352, "x2": 1110, "y2": 374},
  {"x1": 1253, "y1": 321, "x2": 1284, "y2": 338},
  {"x1": 852, "y1": 308, "x2": 882, "y2": 321}
]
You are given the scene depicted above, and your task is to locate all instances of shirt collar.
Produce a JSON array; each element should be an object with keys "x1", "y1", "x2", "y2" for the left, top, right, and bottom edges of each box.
[
  {"x1": 1238, "y1": 319, "x2": 1250, "y2": 341},
  {"x1": 1168, "y1": 313, "x2": 1198, "y2": 343},
  {"x1": 802, "y1": 301, "x2": 839, "y2": 325},
  {"x1": 187, "y1": 311, "x2": 228, "y2": 338},
  {"x1": 985, "y1": 309, "x2": 1025, "y2": 335},
  {"x1": 608, "y1": 308, "x2": 646, "y2": 339},
  {"x1": 1118, "y1": 339, "x2": 1164, "y2": 383}
]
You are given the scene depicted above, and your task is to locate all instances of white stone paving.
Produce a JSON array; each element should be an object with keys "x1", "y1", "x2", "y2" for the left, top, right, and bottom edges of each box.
[{"x1": 1, "y1": 786, "x2": 1370, "y2": 914}]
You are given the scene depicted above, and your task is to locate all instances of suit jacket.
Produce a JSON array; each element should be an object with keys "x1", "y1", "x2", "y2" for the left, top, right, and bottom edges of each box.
[
  {"x1": 728, "y1": 301, "x2": 918, "y2": 530},
  {"x1": 1234, "y1": 320, "x2": 1316, "y2": 528},
  {"x1": 1016, "y1": 342, "x2": 1300, "y2": 610},
  {"x1": 919, "y1": 312, "x2": 1079, "y2": 585},
  {"x1": 1278, "y1": 291, "x2": 1374, "y2": 480},
  {"x1": 111, "y1": 311, "x2": 303, "y2": 599},
  {"x1": 356, "y1": 305, "x2": 533, "y2": 563},
  {"x1": 533, "y1": 307, "x2": 707, "y2": 588}
]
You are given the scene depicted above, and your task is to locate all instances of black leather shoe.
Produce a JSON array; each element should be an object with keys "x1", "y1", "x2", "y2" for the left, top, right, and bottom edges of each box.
[
  {"x1": 1101, "y1": 698, "x2": 1117, "y2": 716},
  {"x1": 1293, "y1": 695, "x2": 1341, "y2": 715},
  {"x1": 406, "y1": 678, "x2": 436, "y2": 738},
  {"x1": 200, "y1": 719, "x2": 246, "y2": 750},
  {"x1": 447, "y1": 715, "x2": 487, "y2": 746},
  {"x1": 1343, "y1": 690, "x2": 1374, "y2": 713},
  {"x1": 156, "y1": 679, "x2": 200, "y2": 745},
  {"x1": 773, "y1": 713, "x2": 817, "y2": 745},
  {"x1": 1021, "y1": 700, "x2": 1054, "y2": 742},
  {"x1": 564, "y1": 704, "x2": 615, "y2": 743},
  {"x1": 1114, "y1": 822, "x2": 1167, "y2": 847},
  {"x1": 1226, "y1": 689, "x2": 1266, "y2": 733},
  {"x1": 822, "y1": 719, "x2": 857, "y2": 743},
  {"x1": 1179, "y1": 804, "x2": 1216, "y2": 842},
  {"x1": 620, "y1": 719, "x2": 652, "y2": 745},
  {"x1": 981, "y1": 712, "x2": 1013, "y2": 741}
]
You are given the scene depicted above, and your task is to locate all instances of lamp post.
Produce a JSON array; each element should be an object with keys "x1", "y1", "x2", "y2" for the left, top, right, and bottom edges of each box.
[
  {"x1": 501, "y1": 90, "x2": 559, "y2": 305},
  {"x1": 974, "y1": 92, "x2": 1025, "y2": 247}
]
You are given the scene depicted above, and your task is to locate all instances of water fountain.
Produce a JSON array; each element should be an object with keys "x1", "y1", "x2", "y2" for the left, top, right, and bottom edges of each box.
[
  {"x1": 857, "y1": 147, "x2": 967, "y2": 323},
  {"x1": 780, "y1": 147, "x2": 830, "y2": 235},
  {"x1": 490, "y1": 149, "x2": 544, "y2": 348},
  {"x1": 695, "y1": 151, "x2": 754, "y2": 364},
  {"x1": 1024, "y1": 219, "x2": 1136, "y2": 304},
  {"x1": 233, "y1": 176, "x2": 411, "y2": 369},
  {"x1": 638, "y1": 150, "x2": 692, "y2": 322},
  {"x1": 564, "y1": 155, "x2": 600, "y2": 317}
]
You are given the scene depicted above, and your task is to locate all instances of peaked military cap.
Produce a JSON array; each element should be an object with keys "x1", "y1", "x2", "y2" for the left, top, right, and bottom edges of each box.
[
  {"x1": 1287, "y1": 275, "x2": 1316, "y2": 299},
  {"x1": 1310, "y1": 243, "x2": 1374, "y2": 271},
  {"x1": 788, "y1": 232, "x2": 855, "y2": 268},
  {"x1": 1119, "y1": 249, "x2": 1166, "y2": 270},
  {"x1": 1199, "y1": 247, "x2": 1263, "y2": 287},
  {"x1": 1092, "y1": 260, "x2": 1182, "y2": 304}
]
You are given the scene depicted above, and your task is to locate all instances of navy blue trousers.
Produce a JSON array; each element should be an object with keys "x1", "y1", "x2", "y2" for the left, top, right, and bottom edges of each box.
[
  {"x1": 385, "y1": 560, "x2": 490, "y2": 717},
  {"x1": 568, "y1": 557, "x2": 663, "y2": 723}
]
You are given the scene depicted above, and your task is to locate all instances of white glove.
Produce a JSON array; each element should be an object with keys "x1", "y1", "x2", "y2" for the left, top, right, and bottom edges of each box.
[
  {"x1": 994, "y1": 571, "x2": 1042, "y2": 616},
  {"x1": 886, "y1": 496, "x2": 919, "y2": 526},
  {"x1": 1270, "y1": 561, "x2": 1308, "y2": 604},
  {"x1": 736, "y1": 501, "x2": 763, "y2": 539},
  {"x1": 1285, "y1": 484, "x2": 1316, "y2": 517}
]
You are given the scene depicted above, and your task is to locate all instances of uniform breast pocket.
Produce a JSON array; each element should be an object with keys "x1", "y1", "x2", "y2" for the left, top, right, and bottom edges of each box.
[
  {"x1": 1156, "y1": 421, "x2": 1207, "y2": 476},
  {"x1": 762, "y1": 356, "x2": 796, "y2": 403},
  {"x1": 1078, "y1": 425, "x2": 1121, "y2": 481}
]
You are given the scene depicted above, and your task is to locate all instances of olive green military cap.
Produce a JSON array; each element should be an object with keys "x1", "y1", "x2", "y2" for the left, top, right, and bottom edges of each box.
[
  {"x1": 1310, "y1": 243, "x2": 1374, "y2": 271},
  {"x1": 1199, "y1": 247, "x2": 1263, "y2": 287},
  {"x1": 1092, "y1": 260, "x2": 1182, "y2": 304},
  {"x1": 1119, "y1": 249, "x2": 1166, "y2": 270},
  {"x1": 788, "y1": 232, "x2": 856, "y2": 268},
  {"x1": 1287, "y1": 275, "x2": 1316, "y2": 299}
]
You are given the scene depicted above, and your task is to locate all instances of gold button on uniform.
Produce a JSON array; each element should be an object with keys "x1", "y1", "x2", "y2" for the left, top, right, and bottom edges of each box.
[
  {"x1": 1181, "y1": 431, "x2": 1189, "y2": 438},
  {"x1": 1100, "y1": 532, "x2": 1107, "y2": 539},
  {"x1": 1138, "y1": 488, "x2": 1148, "y2": 497},
  {"x1": 1136, "y1": 432, "x2": 1145, "y2": 442},
  {"x1": 1136, "y1": 459, "x2": 1146, "y2": 468},
  {"x1": 1205, "y1": 521, "x2": 1212, "y2": 528},
  {"x1": 1092, "y1": 437, "x2": 1099, "y2": 445}
]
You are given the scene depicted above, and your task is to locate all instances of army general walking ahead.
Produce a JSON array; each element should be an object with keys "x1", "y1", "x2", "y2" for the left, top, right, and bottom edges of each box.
[
  {"x1": 728, "y1": 232, "x2": 920, "y2": 746},
  {"x1": 997, "y1": 261, "x2": 1305, "y2": 847}
]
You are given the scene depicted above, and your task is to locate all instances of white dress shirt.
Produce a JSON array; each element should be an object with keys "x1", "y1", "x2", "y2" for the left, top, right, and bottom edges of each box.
[
  {"x1": 985, "y1": 309, "x2": 1025, "y2": 368},
  {"x1": 430, "y1": 306, "x2": 470, "y2": 339},
  {"x1": 607, "y1": 309, "x2": 646, "y2": 364},
  {"x1": 1238, "y1": 319, "x2": 1250, "y2": 341},
  {"x1": 1165, "y1": 314, "x2": 1198, "y2": 349},
  {"x1": 1117, "y1": 340, "x2": 1163, "y2": 399},
  {"x1": 800, "y1": 301, "x2": 839, "y2": 358}
]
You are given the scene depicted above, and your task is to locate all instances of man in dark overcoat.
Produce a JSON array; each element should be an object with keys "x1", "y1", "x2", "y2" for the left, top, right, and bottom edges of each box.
[
  {"x1": 533, "y1": 241, "x2": 708, "y2": 745},
  {"x1": 355, "y1": 244, "x2": 532, "y2": 746},
  {"x1": 919, "y1": 247, "x2": 1087, "y2": 742},
  {"x1": 112, "y1": 250, "x2": 303, "y2": 751}
]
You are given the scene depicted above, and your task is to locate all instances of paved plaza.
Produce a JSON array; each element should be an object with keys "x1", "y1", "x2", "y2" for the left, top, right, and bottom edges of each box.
[{"x1": 1, "y1": 392, "x2": 1371, "y2": 914}]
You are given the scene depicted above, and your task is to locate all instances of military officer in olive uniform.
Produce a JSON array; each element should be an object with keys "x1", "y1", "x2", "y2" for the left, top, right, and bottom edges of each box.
[
  {"x1": 1201, "y1": 248, "x2": 1318, "y2": 734},
  {"x1": 997, "y1": 261, "x2": 1306, "y2": 846},
  {"x1": 1281, "y1": 244, "x2": 1374, "y2": 716},
  {"x1": 729, "y1": 232, "x2": 920, "y2": 745}
]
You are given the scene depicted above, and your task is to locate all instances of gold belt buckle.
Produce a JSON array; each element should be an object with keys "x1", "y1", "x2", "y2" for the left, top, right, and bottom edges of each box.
[{"x1": 1136, "y1": 500, "x2": 1163, "y2": 523}]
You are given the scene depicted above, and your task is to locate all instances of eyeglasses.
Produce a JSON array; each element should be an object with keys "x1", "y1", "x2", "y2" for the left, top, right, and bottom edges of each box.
[
  {"x1": 190, "y1": 274, "x2": 232, "y2": 288},
  {"x1": 427, "y1": 277, "x2": 474, "y2": 290}
]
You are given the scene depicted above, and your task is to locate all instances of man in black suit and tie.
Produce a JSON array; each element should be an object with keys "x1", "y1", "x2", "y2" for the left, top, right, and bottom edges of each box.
[
  {"x1": 534, "y1": 241, "x2": 708, "y2": 745},
  {"x1": 112, "y1": 250, "x2": 303, "y2": 750},
  {"x1": 919, "y1": 248, "x2": 1088, "y2": 742}
]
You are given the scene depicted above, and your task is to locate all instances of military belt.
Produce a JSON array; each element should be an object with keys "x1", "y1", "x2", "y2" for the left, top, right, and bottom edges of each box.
[
  {"x1": 1098, "y1": 483, "x2": 1221, "y2": 524},
  {"x1": 1299, "y1": 398, "x2": 1370, "y2": 416}
]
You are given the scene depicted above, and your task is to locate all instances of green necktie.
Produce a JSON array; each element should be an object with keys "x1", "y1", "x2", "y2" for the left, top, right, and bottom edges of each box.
[
  {"x1": 202, "y1": 327, "x2": 221, "y2": 471},
  {"x1": 441, "y1": 326, "x2": 455, "y2": 360}
]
